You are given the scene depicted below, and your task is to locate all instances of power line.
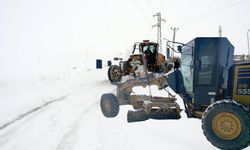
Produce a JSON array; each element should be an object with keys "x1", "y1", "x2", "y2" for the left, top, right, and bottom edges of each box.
[
  {"x1": 160, "y1": 0, "x2": 167, "y2": 19},
  {"x1": 145, "y1": 0, "x2": 153, "y2": 16},
  {"x1": 180, "y1": 0, "x2": 249, "y2": 27},
  {"x1": 133, "y1": 0, "x2": 151, "y2": 25},
  {"x1": 133, "y1": 0, "x2": 155, "y2": 40}
]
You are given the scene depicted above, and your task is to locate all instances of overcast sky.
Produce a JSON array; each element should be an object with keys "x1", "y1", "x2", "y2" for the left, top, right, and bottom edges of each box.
[{"x1": 0, "y1": 0, "x2": 249, "y2": 73}]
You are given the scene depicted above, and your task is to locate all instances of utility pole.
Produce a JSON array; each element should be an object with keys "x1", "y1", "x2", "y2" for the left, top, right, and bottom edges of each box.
[
  {"x1": 219, "y1": 26, "x2": 222, "y2": 37},
  {"x1": 247, "y1": 29, "x2": 250, "y2": 61},
  {"x1": 152, "y1": 13, "x2": 166, "y2": 53},
  {"x1": 171, "y1": 27, "x2": 179, "y2": 57}
]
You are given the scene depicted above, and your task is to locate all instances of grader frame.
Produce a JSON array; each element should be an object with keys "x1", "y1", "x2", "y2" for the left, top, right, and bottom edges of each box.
[{"x1": 102, "y1": 73, "x2": 181, "y2": 122}]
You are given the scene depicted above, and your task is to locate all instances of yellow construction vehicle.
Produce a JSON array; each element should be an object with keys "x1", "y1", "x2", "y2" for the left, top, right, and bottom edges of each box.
[
  {"x1": 100, "y1": 37, "x2": 250, "y2": 149},
  {"x1": 107, "y1": 40, "x2": 170, "y2": 82}
]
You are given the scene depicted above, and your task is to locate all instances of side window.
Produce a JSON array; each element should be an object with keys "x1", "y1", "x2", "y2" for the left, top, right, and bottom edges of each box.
[
  {"x1": 200, "y1": 56, "x2": 213, "y2": 70},
  {"x1": 149, "y1": 45, "x2": 156, "y2": 53},
  {"x1": 196, "y1": 40, "x2": 216, "y2": 85},
  {"x1": 142, "y1": 45, "x2": 149, "y2": 53},
  {"x1": 133, "y1": 44, "x2": 140, "y2": 54},
  {"x1": 197, "y1": 56, "x2": 214, "y2": 85},
  {"x1": 180, "y1": 48, "x2": 194, "y2": 93}
]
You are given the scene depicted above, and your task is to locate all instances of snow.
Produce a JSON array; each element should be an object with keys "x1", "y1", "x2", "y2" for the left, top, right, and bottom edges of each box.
[{"x1": 0, "y1": 67, "x2": 248, "y2": 150}]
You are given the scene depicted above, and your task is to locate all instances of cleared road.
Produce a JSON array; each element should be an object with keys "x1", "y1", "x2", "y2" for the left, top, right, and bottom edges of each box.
[{"x1": 0, "y1": 69, "x2": 245, "y2": 150}]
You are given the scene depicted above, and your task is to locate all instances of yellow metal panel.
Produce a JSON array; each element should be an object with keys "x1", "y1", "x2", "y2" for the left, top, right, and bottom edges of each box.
[{"x1": 233, "y1": 65, "x2": 250, "y2": 106}]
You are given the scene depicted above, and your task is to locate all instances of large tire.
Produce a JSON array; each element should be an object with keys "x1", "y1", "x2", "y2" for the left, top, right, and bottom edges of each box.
[
  {"x1": 108, "y1": 65, "x2": 122, "y2": 82},
  {"x1": 100, "y1": 93, "x2": 119, "y2": 118},
  {"x1": 202, "y1": 100, "x2": 250, "y2": 150}
]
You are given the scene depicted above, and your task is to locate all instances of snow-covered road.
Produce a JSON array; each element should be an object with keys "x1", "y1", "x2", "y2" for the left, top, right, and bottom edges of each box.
[{"x1": 0, "y1": 69, "x2": 248, "y2": 150}]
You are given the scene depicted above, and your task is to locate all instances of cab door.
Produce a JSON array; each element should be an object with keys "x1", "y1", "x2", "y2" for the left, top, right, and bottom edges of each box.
[{"x1": 194, "y1": 39, "x2": 217, "y2": 105}]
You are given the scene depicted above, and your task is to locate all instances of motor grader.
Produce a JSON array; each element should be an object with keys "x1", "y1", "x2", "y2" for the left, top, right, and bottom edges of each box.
[
  {"x1": 100, "y1": 37, "x2": 250, "y2": 149},
  {"x1": 107, "y1": 40, "x2": 171, "y2": 82}
]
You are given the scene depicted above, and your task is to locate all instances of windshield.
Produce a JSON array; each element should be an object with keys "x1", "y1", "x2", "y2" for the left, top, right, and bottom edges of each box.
[
  {"x1": 180, "y1": 46, "x2": 193, "y2": 93},
  {"x1": 141, "y1": 44, "x2": 157, "y2": 54}
]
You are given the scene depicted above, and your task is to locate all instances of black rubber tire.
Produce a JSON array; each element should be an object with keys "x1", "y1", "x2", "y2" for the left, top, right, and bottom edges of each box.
[
  {"x1": 202, "y1": 100, "x2": 250, "y2": 150},
  {"x1": 100, "y1": 93, "x2": 119, "y2": 118},
  {"x1": 108, "y1": 65, "x2": 122, "y2": 82}
]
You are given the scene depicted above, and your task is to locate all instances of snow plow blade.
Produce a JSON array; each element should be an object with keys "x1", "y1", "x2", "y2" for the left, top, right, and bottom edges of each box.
[{"x1": 127, "y1": 108, "x2": 181, "y2": 123}]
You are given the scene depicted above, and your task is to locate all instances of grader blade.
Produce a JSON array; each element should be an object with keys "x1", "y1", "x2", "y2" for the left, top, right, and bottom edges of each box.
[
  {"x1": 127, "y1": 109, "x2": 149, "y2": 123},
  {"x1": 149, "y1": 108, "x2": 181, "y2": 120},
  {"x1": 127, "y1": 108, "x2": 181, "y2": 123}
]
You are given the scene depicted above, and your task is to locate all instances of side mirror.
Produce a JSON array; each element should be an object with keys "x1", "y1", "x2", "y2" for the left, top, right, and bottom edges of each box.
[
  {"x1": 113, "y1": 57, "x2": 119, "y2": 61},
  {"x1": 114, "y1": 57, "x2": 122, "y2": 61},
  {"x1": 177, "y1": 45, "x2": 182, "y2": 53}
]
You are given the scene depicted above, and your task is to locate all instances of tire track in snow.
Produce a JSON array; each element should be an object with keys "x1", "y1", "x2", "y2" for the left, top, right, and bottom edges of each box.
[
  {"x1": 56, "y1": 101, "x2": 98, "y2": 150},
  {"x1": 0, "y1": 95, "x2": 68, "y2": 130},
  {"x1": 55, "y1": 78, "x2": 109, "y2": 150}
]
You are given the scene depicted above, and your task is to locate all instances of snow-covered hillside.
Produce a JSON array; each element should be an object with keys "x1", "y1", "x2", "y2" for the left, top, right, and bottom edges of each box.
[{"x1": 1, "y1": 68, "x2": 248, "y2": 150}]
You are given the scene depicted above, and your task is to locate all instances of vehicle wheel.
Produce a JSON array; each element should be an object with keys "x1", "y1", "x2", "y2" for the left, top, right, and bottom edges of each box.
[
  {"x1": 108, "y1": 65, "x2": 122, "y2": 82},
  {"x1": 100, "y1": 93, "x2": 119, "y2": 118},
  {"x1": 202, "y1": 100, "x2": 250, "y2": 150}
]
